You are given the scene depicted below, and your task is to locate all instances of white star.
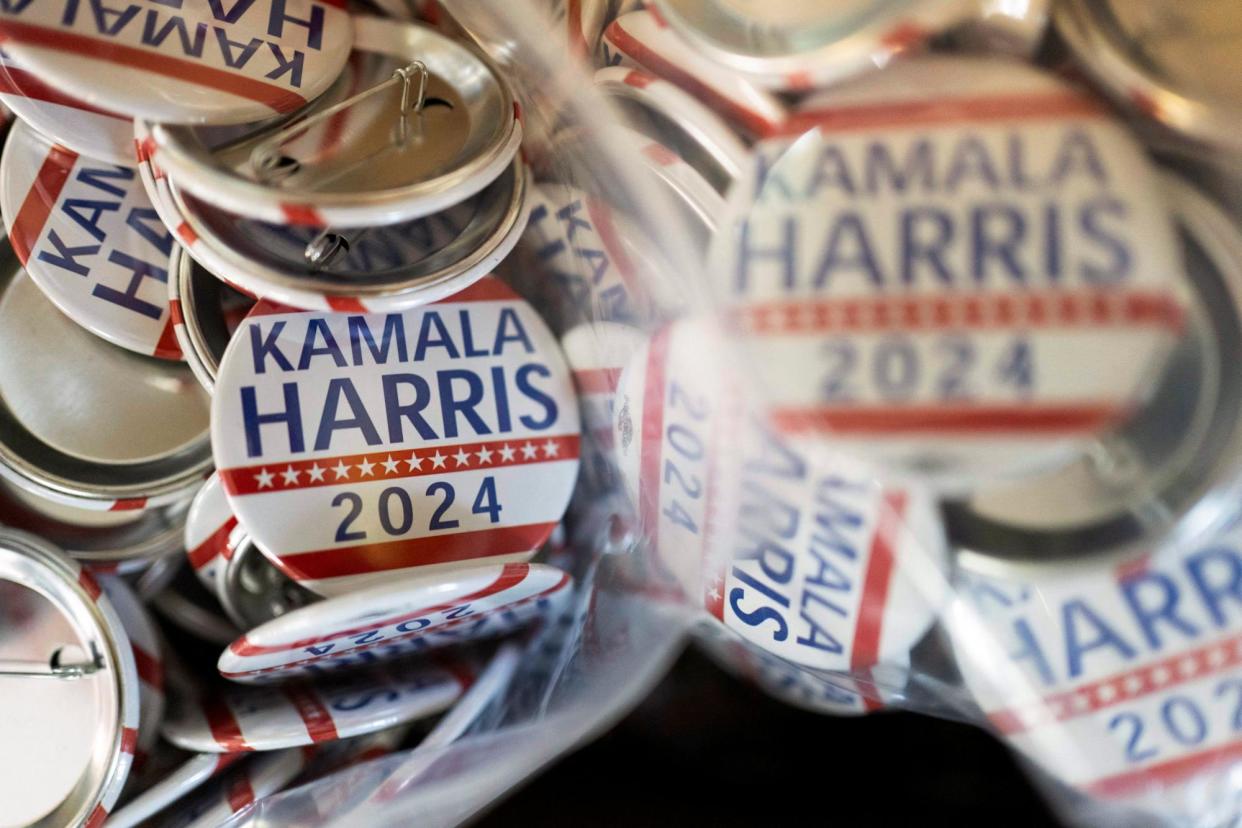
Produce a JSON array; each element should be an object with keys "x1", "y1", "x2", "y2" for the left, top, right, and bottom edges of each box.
[
  {"x1": 382, "y1": 456, "x2": 400, "y2": 474},
  {"x1": 307, "y1": 463, "x2": 325, "y2": 482},
  {"x1": 1151, "y1": 666, "x2": 1171, "y2": 685},
  {"x1": 542, "y1": 439, "x2": 560, "y2": 458},
  {"x1": 708, "y1": 587, "x2": 720, "y2": 602},
  {"x1": 475, "y1": 445, "x2": 494, "y2": 464},
  {"x1": 1096, "y1": 683, "x2": 1116, "y2": 702},
  {"x1": 1179, "y1": 657, "x2": 1199, "y2": 677},
  {"x1": 430, "y1": 451, "x2": 446, "y2": 469},
  {"x1": 332, "y1": 461, "x2": 351, "y2": 480},
  {"x1": 357, "y1": 458, "x2": 376, "y2": 477},
  {"x1": 521, "y1": 442, "x2": 537, "y2": 459},
  {"x1": 499, "y1": 444, "x2": 516, "y2": 462},
  {"x1": 255, "y1": 468, "x2": 275, "y2": 488},
  {"x1": 406, "y1": 453, "x2": 423, "y2": 472},
  {"x1": 453, "y1": 448, "x2": 471, "y2": 467},
  {"x1": 1210, "y1": 646, "x2": 1230, "y2": 667},
  {"x1": 280, "y1": 465, "x2": 301, "y2": 486},
  {"x1": 1123, "y1": 675, "x2": 1144, "y2": 695}
]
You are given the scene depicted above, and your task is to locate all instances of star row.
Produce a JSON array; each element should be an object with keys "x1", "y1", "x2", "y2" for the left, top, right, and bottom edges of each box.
[{"x1": 251, "y1": 440, "x2": 566, "y2": 489}]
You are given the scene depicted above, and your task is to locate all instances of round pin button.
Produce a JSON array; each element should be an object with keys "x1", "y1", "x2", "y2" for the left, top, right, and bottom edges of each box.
[
  {"x1": 185, "y1": 473, "x2": 240, "y2": 593},
  {"x1": 217, "y1": 561, "x2": 572, "y2": 683},
  {"x1": 612, "y1": 318, "x2": 949, "y2": 676},
  {"x1": 0, "y1": 529, "x2": 140, "y2": 828},
  {"x1": 948, "y1": 517, "x2": 1242, "y2": 821},
  {"x1": 0, "y1": 239, "x2": 212, "y2": 511},
  {"x1": 143, "y1": 14, "x2": 520, "y2": 228},
  {"x1": 944, "y1": 173, "x2": 1242, "y2": 561},
  {"x1": 650, "y1": 0, "x2": 978, "y2": 91},
  {"x1": 1056, "y1": 0, "x2": 1242, "y2": 152},
  {"x1": 210, "y1": 281, "x2": 580, "y2": 596},
  {"x1": 0, "y1": 0, "x2": 353, "y2": 125},
  {"x1": 0, "y1": 49, "x2": 133, "y2": 165},
  {"x1": 0, "y1": 119, "x2": 182, "y2": 359},
  {"x1": 164, "y1": 659, "x2": 470, "y2": 752},
  {"x1": 601, "y1": 9, "x2": 788, "y2": 138},
  {"x1": 709, "y1": 56, "x2": 1191, "y2": 492}
]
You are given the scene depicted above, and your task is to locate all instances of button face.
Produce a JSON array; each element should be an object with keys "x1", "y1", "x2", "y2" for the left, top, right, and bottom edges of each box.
[
  {"x1": 164, "y1": 660, "x2": 469, "y2": 752},
  {"x1": 185, "y1": 474, "x2": 239, "y2": 593},
  {"x1": 143, "y1": 14, "x2": 520, "y2": 227},
  {"x1": 612, "y1": 318, "x2": 948, "y2": 674},
  {"x1": 217, "y1": 562, "x2": 571, "y2": 683},
  {"x1": 601, "y1": 9, "x2": 788, "y2": 137},
  {"x1": 0, "y1": 0, "x2": 353, "y2": 125},
  {"x1": 709, "y1": 56, "x2": 1190, "y2": 492},
  {"x1": 949, "y1": 519, "x2": 1242, "y2": 820},
  {"x1": 100, "y1": 576, "x2": 166, "y2": 771},
  {"x1": 651, "y1": 0, "x2": 977, "y2": 91},
  {"x1": 0, "y1": 119, "x2": 182, "y2": 359},
  {"x1": 210, "y1": 280, "x2": 580, "y2": 596},
  {"x1": 0, "y1": 49, "x2": 133, "y2": 165}
]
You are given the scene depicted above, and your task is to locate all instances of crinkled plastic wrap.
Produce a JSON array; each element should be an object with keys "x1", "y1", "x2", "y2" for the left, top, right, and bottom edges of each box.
[{"x1": 224, "y1": 2, "x2": 1242, "y2": 827}]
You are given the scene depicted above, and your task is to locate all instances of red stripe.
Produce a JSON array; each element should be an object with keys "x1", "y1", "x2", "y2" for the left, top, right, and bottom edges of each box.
[
  {"x1": 445, "y1": 277, "x2": 520, "y2": 303},
  {"x1": 218, "y1": 435, "x2": 579, "y2": 496},
  {"x1": 325, "y1": 296, "x2": 367, "y2": 312},
  {"x1": 226, "y1": 773, "x2": 256, "y2": 813},
  {"x1": 274, "y1": 521, "x2": 557, "y2": 581},
  {"x1": 131, "y1": 644, "x2": 164, "y2": 692},
  {"x1": 84, "y1": 804, "x2": 108, "y2": 828},
  {"x1": 0, "y1": 21, "x2": 307, "y2": 113},
  {"x1": 732, "y1": 291, "x2": 1186, "y2": 336},
  {"x1": 133, "y1": 135, "x2": 155, "y2": 164},
  {"x1": 771, "y1": 404, "x2": 1128, "y2": 435},
  {"x1": 203, "y1": 697, "x2": 253, "y2": 752},
  {"x1": 109, "y1": 497, "x2": 148, "y2": 511},
  {"x1": 283, "y1": 685, "x2": 339, "y2": 743},
  {"x1": 849, "y1": 491, "x2": 906, "y2": 712},
  {"x1": 604, "y1": 19, "x2": 781, "y2": 137},
  {"x1": 77, "y1": 569, "x2": 102, "y2": 600},
  {"x1": 9, "y1": 144, "x2": 77, "y2": 265},
  {"x1": 623, "y1": 68, "x2": 655, "y2": 89},
  {"x1": 169, "y1": 296, "x2": 185, "y2": 327},
  {"x1": 638, "y1": 327, "x2": 671, "y2": 560},
  {"x1": 433, "y1": 654, "x2": 477, "y2": 691},
  {"x1": 231, "y1": 562, "x2": 531, "y2": 656},
  {"x1": 572, "y1": 368, "x2": 622, "y2": 394},
  {"x1": 120, "y1": 726, "x2": 139, "y2": 755},
  {"x1": 0, "y1": 62, "x2": 127, "y2": 119},
  {"x1": 188, "y1": 515, "x2": 239, "y2": 570},
  {"x1": 776, "y1": 90, "x2": 1109, "y2": 136},
  {"x1": 585, "y1": 198, "x2": 644, "y2": 302},
  {"x1": 565, "y1": 0, "x2": 587, "y2": 58},
  {"x1": 1087, "y1": 740, "x2": 1242, "y2": 798},
  {"x1": 279, "y1": 203, "x2": 326, "y2": 227},
  {"x1": 641, "y1": 142, "x2": 679, "y2": 166},
  {"x1": 153, "y1": 314, "x2": 182, "y2": 360},
  {"x1": 176, "y1": 222, "x2": 198, "y2": 245},
  {"x1": 215, "y1": 752, "x2": 247, "y2": 774}
]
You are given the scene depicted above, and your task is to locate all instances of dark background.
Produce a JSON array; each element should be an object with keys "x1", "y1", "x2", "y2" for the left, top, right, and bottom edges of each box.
[{"x1": 480, "y1": 647, "x2": 1065, "y2": 826}]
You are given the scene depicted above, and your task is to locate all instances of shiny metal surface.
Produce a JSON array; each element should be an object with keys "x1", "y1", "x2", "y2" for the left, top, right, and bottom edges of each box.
[
  {"x1": 0, "y1": 244, "x2": 212, "y2": 506},
  {"x1": 172, "y1": 246, "x2": 254, "y2": 393},
  {"x1": 218, "y1": 534, "x2": 318, "y2": 631}
]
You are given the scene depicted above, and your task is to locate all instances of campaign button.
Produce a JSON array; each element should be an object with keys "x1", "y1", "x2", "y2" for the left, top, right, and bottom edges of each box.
[
  {"x1": 100, "y1": 575, "x2": 166, "y2": 776},
  {"x1": 709, "y1": 56, "x2": 1191, "y2": 492},
  {"x1": 0, "y1": 49, "x2": 133, "y2": 165},
  {"x1": 210, "y1": 279, "x2": 580, "y2": 596},
  {"x1": 0, "y1": 0, "x2": 353, "y2": 125},
  {"x1": 650, "y1": 0, "x2": 977, "y2": 91},
  {"x1": 105, "y1": 752, "x2": 248, "y2": 828},
  {"x1": 949, "y1": 514, "x2": 1242, "y2": 821},
  {"x1": 160, "y1": 748, "x2": 308, "y2": 828},
  {"x1": 562, "y1": 321, "x2": 645, "y2": 446},
  {"x1": 143, "y1": 14, "x2": 520, "y2": 228},
  {"x1": 185, "y1": 473, "x2": 239, "y2": 593},
  {"x1": 163, "y1": 659, "x2": 470, "y2": 752},
  {"x1": 0, "y1": 118, "x2": 181, "y2": 359},
  {"x1": 217, "y1": 562, "x2": 571, "y2": 683},
  {"x1": 613, "y1": 317, "x2": 949, "y2": 674},
  {"x1": 600, "y1": 9, "x2": 788, "y2": 137}
]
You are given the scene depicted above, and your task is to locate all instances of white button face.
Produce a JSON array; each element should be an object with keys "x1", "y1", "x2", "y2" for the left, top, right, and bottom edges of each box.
[
  {"x1": 216, "y1": 562, "x2": 572, "y2": 683},
  {"x1": 210, "y1": 279, "x2": 581, "y2": 596},
  {"x1": 163, "y1": 660, "x2": 470, "y2": 752},
  {"x1": 612, "y1": 317, "x2": 949, "y2": 674},
  {"x1": 184, "y1": 474, "x2": 239, "y2": 592},
  {"x1": 709, "y1": 56, "x2": 1190, "y2": 492},
  {"x1": 0, "y1": 119, "x2": 182, "y2": 359},
  {"x1": 0, "y1": 49, "x2": 134, "y2": 165},
  {"x1": 0, "y1": 0, "x2": 353, "y2": 125},
  {"x1": 949, "y1": 518, "x2": 1242, "y2": 820}
]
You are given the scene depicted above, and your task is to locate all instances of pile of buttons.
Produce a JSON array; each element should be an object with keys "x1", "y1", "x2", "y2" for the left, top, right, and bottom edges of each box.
[{"x1": 1, "y1": 0, "x2": 1242, "y2": 825}]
